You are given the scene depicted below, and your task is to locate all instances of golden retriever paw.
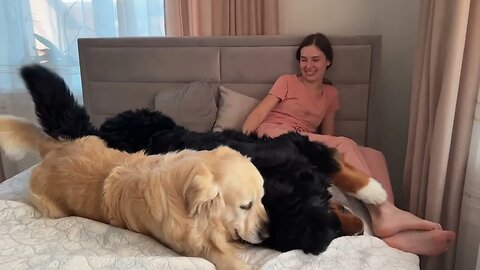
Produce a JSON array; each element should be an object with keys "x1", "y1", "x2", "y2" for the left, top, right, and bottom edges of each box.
[{"x1": 350, "y1": 178, "x2": 387, "y2": 205}]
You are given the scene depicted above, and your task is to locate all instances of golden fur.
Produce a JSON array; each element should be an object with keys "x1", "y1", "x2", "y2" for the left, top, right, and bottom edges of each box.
[{"x1": 0, "y1": 115, "x2": 268, "y2": 270}]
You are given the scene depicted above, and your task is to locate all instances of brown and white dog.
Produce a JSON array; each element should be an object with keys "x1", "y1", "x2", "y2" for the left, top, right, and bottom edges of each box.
[{"x1": 0, "y1": 115, "x2": 269, "y2": 270}]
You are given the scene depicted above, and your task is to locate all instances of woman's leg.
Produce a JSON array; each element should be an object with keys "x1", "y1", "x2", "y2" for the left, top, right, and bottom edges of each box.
[
  {"x1": 302, "y1": 133, "x2": 456, "y2": 255},
  {"x1": 365, "y1": 202, "x2": 441, "y2": 237},
  {"x1": 303, "y1": 134, "x2": 373, "y2": 174},
  {"x1": 383, "y1": 229, "x2": 456, "y2": 256},
  {"x1": 303, "y1": 133, "x2": 393, "y2": 200}
]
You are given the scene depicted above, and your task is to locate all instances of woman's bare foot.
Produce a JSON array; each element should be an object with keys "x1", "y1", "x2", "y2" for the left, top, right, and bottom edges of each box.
[
  {"x1": 382, "y1": 230, "x2": 455, "y2": 256},
  {"x1": 367, "y1": 202, "x2": 442, "y2": 237}
]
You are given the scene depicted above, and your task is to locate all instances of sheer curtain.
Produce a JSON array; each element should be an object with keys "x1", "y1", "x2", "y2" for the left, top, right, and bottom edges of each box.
[
  {"x1": 455, "y1": 88, "x2": 480, "y2": 270},
  {"x1": 0, "y1": 0, "x2": 165, "y2": 178}
]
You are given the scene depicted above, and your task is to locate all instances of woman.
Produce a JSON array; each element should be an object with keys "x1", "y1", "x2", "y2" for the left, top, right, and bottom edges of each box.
[{"x1": 243, "y1": 33, "x2": 455, "y2": 256}]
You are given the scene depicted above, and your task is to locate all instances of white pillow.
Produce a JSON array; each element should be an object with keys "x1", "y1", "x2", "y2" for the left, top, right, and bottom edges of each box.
[{"x1": 212, "y1": 85, "x2": 260, "y2": 132}]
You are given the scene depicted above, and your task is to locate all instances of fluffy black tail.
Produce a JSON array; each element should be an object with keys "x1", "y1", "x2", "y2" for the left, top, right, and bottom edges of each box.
[{"x1": 20, "y1": 64, "x2": 99, "y2": 139}]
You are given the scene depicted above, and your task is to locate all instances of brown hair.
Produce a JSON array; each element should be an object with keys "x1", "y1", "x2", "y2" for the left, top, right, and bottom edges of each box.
[{"x1": 296, "y1": 33, "x2": 333, "y2": 70}]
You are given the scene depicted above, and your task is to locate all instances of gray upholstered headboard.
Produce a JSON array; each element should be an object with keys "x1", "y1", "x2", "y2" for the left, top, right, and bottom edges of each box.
[{"x1": 78, "y1": 35, "x2": 380, "y2": 146}]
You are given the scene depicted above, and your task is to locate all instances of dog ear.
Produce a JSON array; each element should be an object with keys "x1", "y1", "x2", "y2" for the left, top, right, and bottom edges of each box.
[
  {"x1": 184, "y1": 163, "x2": 225, "y2": 218},
  {"x1": 212, "y1": 146, "x2": 239, "y2": 158}
]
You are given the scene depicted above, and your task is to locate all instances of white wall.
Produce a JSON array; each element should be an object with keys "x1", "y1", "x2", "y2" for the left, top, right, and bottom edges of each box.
[{"x1": 279, "y1": 0, "x2": 420, "y2": 203}]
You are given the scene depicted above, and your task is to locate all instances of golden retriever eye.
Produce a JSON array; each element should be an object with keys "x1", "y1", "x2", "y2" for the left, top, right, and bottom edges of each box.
[{"x1": 240, "y1": 202, "x2": 253, "y2": 211}]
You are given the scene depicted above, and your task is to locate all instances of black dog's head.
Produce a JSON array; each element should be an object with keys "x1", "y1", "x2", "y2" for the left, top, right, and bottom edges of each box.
[
  {"x1": 258, "y1": 161, "x2": 344, "y2": 254},
  {"x1": 100, "y1": 109, "x2": 181, "y2": 153}
]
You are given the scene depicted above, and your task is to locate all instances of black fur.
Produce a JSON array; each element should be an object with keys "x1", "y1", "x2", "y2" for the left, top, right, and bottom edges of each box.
[
  {"x1": 21, "y1": 64, "x2": 344, "y2": 254},
  {"x1": 20, "y1": 65, "x2": 99, "y2": 139}
]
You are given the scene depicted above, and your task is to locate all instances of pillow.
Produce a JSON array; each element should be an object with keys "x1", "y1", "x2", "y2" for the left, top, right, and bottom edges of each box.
[
  {"x1": 212, "y1": 85, "x2": 260, "y2": 132},
  {"x1": 155, "y1": 81, "x2": 218, "y2": 132}
]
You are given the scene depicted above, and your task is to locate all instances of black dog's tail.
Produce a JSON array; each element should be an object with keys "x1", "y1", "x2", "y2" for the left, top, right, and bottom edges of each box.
[{"x1": 20, "y1": 64, "x2": 99, "y2": 139}]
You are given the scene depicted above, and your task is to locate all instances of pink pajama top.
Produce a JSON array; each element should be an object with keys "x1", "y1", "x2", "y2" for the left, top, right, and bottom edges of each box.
[{"x1": 257, "y1": 74, "x2": 339, "y2": 136}]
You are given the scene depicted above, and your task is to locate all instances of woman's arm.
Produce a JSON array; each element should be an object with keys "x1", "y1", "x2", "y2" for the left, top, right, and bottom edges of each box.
[
  {"x1": 242, "y1": 94, "x2": 280, "y2": 134},
  {"x1": 320, "y1": 110, "x2": 336, "y2": 135},
  {"x1": 320, "y1": 85, "x2": 340, "y2": 135}
]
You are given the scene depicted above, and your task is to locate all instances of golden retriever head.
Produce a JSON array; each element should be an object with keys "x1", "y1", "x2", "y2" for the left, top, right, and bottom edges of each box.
[{"x1": 184, "y1": 146, "x2": 269, "y2": 244}]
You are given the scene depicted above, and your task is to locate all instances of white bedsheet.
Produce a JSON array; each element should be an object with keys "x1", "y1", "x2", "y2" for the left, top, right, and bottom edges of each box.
[{"x1": 0, "y1": 168, "x2": 419, "y2": 270}]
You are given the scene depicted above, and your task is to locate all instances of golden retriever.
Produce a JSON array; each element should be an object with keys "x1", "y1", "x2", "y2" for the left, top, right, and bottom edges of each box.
[{"x1": 0, "y1": 115, "x2": 268, "y2": 270}]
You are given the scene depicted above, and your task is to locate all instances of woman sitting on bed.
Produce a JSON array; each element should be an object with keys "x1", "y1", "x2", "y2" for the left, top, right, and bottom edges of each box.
[{"x1": 242, "y1": 33, "x2": 455, "y2": 256}]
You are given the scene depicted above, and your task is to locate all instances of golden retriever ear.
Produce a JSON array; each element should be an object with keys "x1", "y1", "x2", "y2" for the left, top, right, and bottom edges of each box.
[
  {"x1": 184, "y1": 163, "x2": 225, "y2": 218},
  {"x1": 212, "y1": 146, "x2": 238, "y2": 158}
]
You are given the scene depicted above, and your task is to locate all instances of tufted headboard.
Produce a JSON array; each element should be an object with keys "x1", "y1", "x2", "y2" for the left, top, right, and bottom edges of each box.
[{"x1": 78, "y1": 35, "x2": 381, "y2": 146}]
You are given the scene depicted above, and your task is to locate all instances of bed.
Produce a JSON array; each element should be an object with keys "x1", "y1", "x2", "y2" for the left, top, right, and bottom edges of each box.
[{"x1": 0, "y1": 35, "x2": 419, "y2": 269}]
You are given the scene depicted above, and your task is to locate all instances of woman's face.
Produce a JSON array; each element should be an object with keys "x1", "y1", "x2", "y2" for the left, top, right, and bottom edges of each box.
[{"x1": 299, "y1": 45, "x2": 330, "y2": 83}]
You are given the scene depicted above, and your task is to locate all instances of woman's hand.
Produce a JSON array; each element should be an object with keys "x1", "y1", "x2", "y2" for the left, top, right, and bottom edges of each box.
[{"x1": 242, "y1": 94, "x2": 281, "y2": 135}]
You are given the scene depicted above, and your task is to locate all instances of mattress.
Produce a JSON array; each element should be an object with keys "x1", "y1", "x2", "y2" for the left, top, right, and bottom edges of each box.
[{"x1": 0, "y1": 167, "x2": 419, "y2": 270}]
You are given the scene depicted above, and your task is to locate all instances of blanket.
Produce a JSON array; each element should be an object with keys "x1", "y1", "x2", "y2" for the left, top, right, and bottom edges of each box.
[{"x1": 0, "y1": 168, "x2": 419, "y2": 270}]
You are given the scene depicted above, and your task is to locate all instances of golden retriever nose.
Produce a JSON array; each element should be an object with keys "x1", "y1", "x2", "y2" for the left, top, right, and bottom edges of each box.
[{"x1": 258, "y1": 222, "x2": 270, "y2": 241}]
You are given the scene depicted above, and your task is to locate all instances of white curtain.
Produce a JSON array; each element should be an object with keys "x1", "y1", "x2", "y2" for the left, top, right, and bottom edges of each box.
[
  {"x1": 455, "y1": 88, "x2": 480, "y2": 270},
  {"x1": 0, "y1": 0, "x2": 165, "y2": 178}
]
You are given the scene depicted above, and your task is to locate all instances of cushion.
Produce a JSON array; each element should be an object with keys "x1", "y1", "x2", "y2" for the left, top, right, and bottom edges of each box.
[
  {"x1": 154, "y1": 81, "x2": 218, "y2": 132},
  {"x1": 212, "y1": 85, "x2": 260, "y2": 132}
]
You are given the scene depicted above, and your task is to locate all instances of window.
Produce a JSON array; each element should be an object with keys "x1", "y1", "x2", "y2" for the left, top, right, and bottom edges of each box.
[{"x1": 0, "y1": 0, "x2": 165, "y2": 96}]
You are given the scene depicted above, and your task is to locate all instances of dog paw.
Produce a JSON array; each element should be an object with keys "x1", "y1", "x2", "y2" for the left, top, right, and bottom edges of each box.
[{"x1": 350, "y1": 178, "x2": 387, "y2": 205}]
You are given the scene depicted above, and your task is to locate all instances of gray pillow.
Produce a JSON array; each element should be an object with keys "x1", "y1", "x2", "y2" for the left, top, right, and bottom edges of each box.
[
  {"x1": 212, "y1": 85, "x2": 260, "y2": 132},
  {"x1": 155, "y1": 81, "x2": 218, "y2": 132}
]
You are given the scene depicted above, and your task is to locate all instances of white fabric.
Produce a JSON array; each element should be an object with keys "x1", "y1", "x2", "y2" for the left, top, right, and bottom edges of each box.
[
  {"x1": 0, "y1": 168, "x2": 419, "y2": 270},
  {"x1": 454, "y1": 91, "x2": 480, "y2": 270}
]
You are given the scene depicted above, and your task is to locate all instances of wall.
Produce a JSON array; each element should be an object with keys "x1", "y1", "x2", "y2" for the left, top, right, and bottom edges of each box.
[{"x1": 279, "y1": 0, "x2": 420, "y2": 204}]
